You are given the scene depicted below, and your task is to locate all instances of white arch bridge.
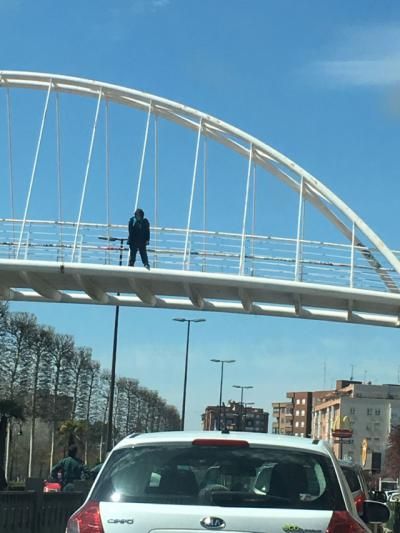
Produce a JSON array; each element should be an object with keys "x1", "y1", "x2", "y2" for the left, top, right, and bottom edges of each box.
[{"x1": 1, "y1": 70, "x2": 400, "y2": 327}]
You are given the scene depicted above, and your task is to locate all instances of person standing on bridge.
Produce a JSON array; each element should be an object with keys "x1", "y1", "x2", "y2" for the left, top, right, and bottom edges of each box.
[{"x1": 128, "y1": 208, "x2": 151, "y2": 270}]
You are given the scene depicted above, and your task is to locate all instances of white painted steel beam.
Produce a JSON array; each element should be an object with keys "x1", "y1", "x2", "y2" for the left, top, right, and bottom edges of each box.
[
  {"x1": 1, "y1": 260, "x2": 400, "y2": 328},
  {"x1": 128, "y1": 279, "x2": 160, "y2": 306}
]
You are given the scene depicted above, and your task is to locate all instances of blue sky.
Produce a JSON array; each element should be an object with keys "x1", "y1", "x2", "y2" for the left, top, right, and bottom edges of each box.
[{"x1": 2, "y1": 0, "x2": 400, "y2": 429}]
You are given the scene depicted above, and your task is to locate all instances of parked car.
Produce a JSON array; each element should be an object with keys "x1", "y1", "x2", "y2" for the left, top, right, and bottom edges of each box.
[
  {"x1": 339, "y1": 460, "x2": 372, "y2": 514},
  {"x1": 389, "y1": 491, "x2": 400, "y2": 502},
  {"x1": 66, "y1": 431, "x2": 389, "y2": 533},
  {"x1": 339, "y1": 460, "x2": 390, "y2": 528}
]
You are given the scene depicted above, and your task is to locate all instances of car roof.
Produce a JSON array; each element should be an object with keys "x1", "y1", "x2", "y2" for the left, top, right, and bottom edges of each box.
[
  {"x1": 113, "y1": 431, "x2": 333, "y2": 456},
  {"x1": 338, "y1": 460, "x2": 364, "y2": 471}
]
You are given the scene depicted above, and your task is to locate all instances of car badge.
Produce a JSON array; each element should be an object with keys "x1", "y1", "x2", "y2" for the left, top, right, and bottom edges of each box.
[
  {"x1": 282, "y1": 525, "x2": 304, "y2": 533},
  {"x1": 107, "y1": 518, "x2": 135, "y2": 524},
  {"x1": 200, "y1": 516, "x2": 226, "y2": 529}
]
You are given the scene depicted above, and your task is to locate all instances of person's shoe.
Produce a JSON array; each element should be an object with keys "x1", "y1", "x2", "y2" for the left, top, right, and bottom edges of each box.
[{"x1": 145, "y1": 264, "x2": 150, "y2": 271}]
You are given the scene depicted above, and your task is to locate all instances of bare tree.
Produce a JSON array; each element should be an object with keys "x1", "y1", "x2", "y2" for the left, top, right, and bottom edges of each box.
[
  {"x1": 384, "y1": 425, "x2": 400, "y2": 479},
  {"x1": 83, "y1": 360, "x2": 101, "y2": 463},
  {"x1": 69, "y1": 347, "x2": 92, "y2": 420},
  {"x1": 2, "y1": 312, "x2": 37, "y2": 400},
  {"x1": 27, "y1": 325, "x2": 53, "y2": 477},
  {"x1": 49, "y1": 334, "x2": 75, "y2": 470}
]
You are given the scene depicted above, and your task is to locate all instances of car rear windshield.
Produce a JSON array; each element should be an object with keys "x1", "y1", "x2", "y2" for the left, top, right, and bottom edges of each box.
[
  {"x1": 341, "y1": 466, "x2": 361, "y2": 493},
  {"x1": 91, "y1": 443, "x2": 346, "y2": 510}
]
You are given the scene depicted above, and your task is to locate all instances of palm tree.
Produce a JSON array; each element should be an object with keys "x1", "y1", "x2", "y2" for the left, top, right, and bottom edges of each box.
[{"x1": 58, "y1": 419, "x2": 86, "y2": 449}]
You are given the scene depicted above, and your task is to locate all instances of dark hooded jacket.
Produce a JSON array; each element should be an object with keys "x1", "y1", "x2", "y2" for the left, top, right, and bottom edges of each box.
[
  {"x1": 51, "y1": 454, "x2": 84, "y2": 487},
  {"x1": 128, "y1": 216, "x2": 150, "y2": 245}
]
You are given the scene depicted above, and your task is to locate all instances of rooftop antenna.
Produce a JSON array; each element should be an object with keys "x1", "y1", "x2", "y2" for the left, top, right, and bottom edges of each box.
[
  {"x1": 323, "y1": 360, "x2": 326, "y2": 389},
  {"x1": 363, "y1": 370, "x2": 367, "y2": 383},
  {"x1": 350, "y1": 364, "x2": 354, "y2": 381},
  {"x1": 398, "y1": 366, "x2": 400, "y2": 384}
]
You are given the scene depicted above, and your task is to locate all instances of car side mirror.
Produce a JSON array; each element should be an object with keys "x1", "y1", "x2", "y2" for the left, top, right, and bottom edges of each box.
[
  {"x1": 371, "y1": 490, "x2": 387, "y2": 503},
  {"x1": 362, "y1": 500, "x2": 390, "y2": 524}
]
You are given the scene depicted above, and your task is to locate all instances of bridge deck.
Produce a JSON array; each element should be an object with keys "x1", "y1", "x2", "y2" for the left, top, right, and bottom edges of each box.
[{"x1": 1, "y1": 259, "x2": 400, "y2": 328}]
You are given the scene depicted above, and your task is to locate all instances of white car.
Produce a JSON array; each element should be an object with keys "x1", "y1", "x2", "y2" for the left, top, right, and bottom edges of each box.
[
  {"x1": 66, "y1": 431, "x2": 389, "y2": 533},
  {"x1": 389, "y1": 491, "x2": 400, "y2": 502}
]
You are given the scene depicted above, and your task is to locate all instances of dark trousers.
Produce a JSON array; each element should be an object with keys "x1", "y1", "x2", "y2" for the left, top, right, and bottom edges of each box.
[{"x1": 129, "y1": 243, "x2": 149, "y2": 267}]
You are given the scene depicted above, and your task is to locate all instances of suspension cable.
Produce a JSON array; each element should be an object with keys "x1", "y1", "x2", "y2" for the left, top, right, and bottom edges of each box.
[
  {"x1": 183, "y1": 118, "x2": 202, "y2": 269},
  {"x1": 134, "y1": 103, "x2": 152, "y2": 212},
  {"x1": 295, "y1": 175, "x2": 305, "y2": 281},
  {"x1": 251, "y1": 164, "x2": 256, "y2": 267},
  {"x1": 71, "y1": 89, "x2": 102, "y2": 261},
  {"x1": 350, "y1": 221, "x2": 356, "y2": 288},
  {"x1": 202, "y1": 136, "x2": 208, "y2": 271},
  {"x1": 17, "y1": 82, "x2": 52, "y2": 258},
  {"x1": 154, "y1": 113, "x2": 159, "y2": 267},
  {"x1": 105, "y1": 98, "x2": 111, "y2": 240},
  {"x1": 239, "y1": 143, "x2": 253, "y2": 275},
  {"x1": 6, "y1": 88, "x2": 16, "y2": 248},
  {"x1": 105, "y1": 98, "x2": 112, "y2": 264},
  {"x1": 55, "y1": 91, "x2": 64, "y2": 260}
]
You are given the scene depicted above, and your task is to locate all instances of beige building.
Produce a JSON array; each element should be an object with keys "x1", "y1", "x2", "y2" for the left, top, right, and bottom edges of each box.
[{"x1": 312, "y1": 380, "x2": 400, "y2": 468}]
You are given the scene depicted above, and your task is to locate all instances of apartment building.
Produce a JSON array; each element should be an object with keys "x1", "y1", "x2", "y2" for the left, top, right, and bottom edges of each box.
[
  {"x1": 202, "y1": 401, "x2": 269, "y2": 432},
  {"x1": 272, "y1": 390, "x2": 330, "y2": 437},
  {"x1": 271, "y1": 401, "x2": 293, "y2": 435},
  {"x1": 312, "y1": 380, "x2": 400, "y2": 467}
]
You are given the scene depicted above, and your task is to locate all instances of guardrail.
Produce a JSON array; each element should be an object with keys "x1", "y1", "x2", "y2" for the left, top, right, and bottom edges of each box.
[{"x1": 0, "y1": 481, "x2": 85, "y2": 533}]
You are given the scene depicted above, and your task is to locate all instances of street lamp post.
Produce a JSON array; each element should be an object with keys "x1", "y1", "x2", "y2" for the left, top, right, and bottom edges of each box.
[
  {"x1": 99, "y1": 235, "x2": 126, "y2": 452},
  {"x1": 173, "y1": 318, "x2": 206, "y2": 430},
  {"x1": 210, "y1": 358, "x2": 236, "y2": 430},
  {"x1": 232, "y1": 385, "x2": 254, "y2": 430}
]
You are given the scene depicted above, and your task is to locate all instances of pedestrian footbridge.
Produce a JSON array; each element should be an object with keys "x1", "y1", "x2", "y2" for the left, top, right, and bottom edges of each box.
[{"x1": 1, "y1": 71, "x2": 400, "y2": 327}]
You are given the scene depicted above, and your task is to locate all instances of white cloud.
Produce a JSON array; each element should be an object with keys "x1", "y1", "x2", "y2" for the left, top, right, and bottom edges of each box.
[
  {"x1": 311, "y1": 24, "x2": 400, "y2": 87},
  {"x1": 317, "y1": 57, "x2": 400, "y2": 87}
]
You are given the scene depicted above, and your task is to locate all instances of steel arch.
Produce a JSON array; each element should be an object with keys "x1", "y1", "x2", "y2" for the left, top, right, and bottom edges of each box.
[
  {"x1": 1, "y1": 70, "x2": 399, "y2": 281},
  {"x1": 1, "y1": 70, "x2": 399, "y2": 327}
]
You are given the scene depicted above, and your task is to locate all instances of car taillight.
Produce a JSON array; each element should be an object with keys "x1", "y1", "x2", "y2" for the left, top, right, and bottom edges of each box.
[
  {"x1": 66, "y1": 500, "x2": 104, "y2": 533},
  {"x1": 326, "y1": 511, "x2": 368, "y2": 533},
  {"x1": 354, "y1": 493, "x2": 366, "y2": 514}
]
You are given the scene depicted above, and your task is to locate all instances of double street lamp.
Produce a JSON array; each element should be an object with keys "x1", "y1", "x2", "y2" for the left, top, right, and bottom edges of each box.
[
  {"x1": 173, "y1": 318, "x2": 206, "y2": 430},
  {"x1": 232, "y1": 384, "x2": 254, "y2": 405},
  {"x1": 210, "y1": 358, "x2": 236, "y2": 430}
]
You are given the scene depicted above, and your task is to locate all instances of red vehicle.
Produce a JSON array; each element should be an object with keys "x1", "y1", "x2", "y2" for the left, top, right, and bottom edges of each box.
[
  {"x1": 44, "y1": 472, "x2": 63, "y2": 492},
  {"x1": 43, "y1": 480, "x2": 62, "y2": 492}
]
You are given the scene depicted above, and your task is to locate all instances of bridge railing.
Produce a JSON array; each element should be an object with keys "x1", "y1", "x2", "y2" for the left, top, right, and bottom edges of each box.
[{"x1": 1, "y1": 218, "x2": 399, "y2": 293}]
